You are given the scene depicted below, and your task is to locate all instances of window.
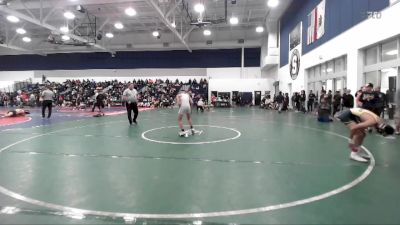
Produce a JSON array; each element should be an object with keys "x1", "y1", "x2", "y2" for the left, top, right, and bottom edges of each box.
[
  {"x1": 335, "y1": 57, "x2": 344, "y2": 72},
  {"x1": 327, "y1": 61, "x2": 334, "y2": 74},
  {"x1": 308, "y1": 68, "x2": 314, "y2": 80},
  {"x1": 320, "y1": 64, "x2": 325, "y2": 77},
  {"x1": 380, "y1": 67, "x2": 397, "y2": 93},
  {"x1": 364, "y1": 71, "x2": 380, "y2": 87},
  {"x1": 315, "y1": 65, "x2": 321, "y2": 78},
  {"x1": 365, "y1": 46, "x2": 378, "y2": 65},
  {"x1": 381, "y1": 39, "x2": 398, "y2": 62}
]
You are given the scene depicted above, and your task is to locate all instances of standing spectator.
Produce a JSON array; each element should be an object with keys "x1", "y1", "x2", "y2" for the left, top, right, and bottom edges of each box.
[
  {"x1": 276, "y1": 91, "x2": 284, "y2": 113},
  {"x1": 374, "y1": 86, "x2": 386, "y2": 118},
  {"x1": 356, "y1": 83, "x2": 379, "y2": 115},
  {"x1": 300, "y1": 90, "x2": 306, "y2": 113},
  {"x1": 332, "y1": 91, "x2": 342, "y2": 116},
  {"x1": 123, "y1": 83, "x2": 139, "y2": 125},
  {"x1": 307, "y1": 90, "x2": 316, "y2": 112},
  {"x1": 342, "y1": 89, "x2": 354, "y2": 110},
  {"x1": 294, "y1": 92, "x2": 301, "y2": 112},
  {"x1": 283, "y1": 93, "x2": 290, "y2": 111},
  {"x1": 41, "y1": 86, "x2": 55, "y2": 118}
]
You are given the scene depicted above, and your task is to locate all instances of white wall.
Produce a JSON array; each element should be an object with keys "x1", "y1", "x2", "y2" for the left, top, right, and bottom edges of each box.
[
  {"x1": 0, "y1": 71, "x2": 35, "y2": 91},
  {"x1": 0, "y1": 71, "x2": 34, "y2": 81},
  {"x1": 207, "y1": 67, "x2": 261, "y2": 79},
  {"x1": 277, "y1": 3, "x2": 400, "y2": 96}
]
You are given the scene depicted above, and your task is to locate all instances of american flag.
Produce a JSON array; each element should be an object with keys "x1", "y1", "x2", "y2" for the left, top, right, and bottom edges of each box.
[{"x1": 307, "y1": 0, "x2": 325, "y2": 45}]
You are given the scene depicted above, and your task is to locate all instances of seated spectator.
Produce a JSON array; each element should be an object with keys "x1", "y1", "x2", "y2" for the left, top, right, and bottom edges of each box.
[{"x1": 197, "y1": 98, "x2": 205, "y2": 112}]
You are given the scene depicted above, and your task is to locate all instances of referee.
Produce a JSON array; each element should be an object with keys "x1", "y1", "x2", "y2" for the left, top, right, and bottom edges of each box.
[
  {"x1": 123, "y1": 83, "x2": 138, "y2": 125},
  {"x1": 41, "y1": 86, "x2": 55, "y2": 118}
]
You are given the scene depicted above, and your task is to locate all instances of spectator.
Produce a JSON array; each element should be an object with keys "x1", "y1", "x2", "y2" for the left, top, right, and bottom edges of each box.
[
  {"x1": 307, "y1": 90, "x2": 316, "y2": 112},
  {"x1": 342, "y1": 89, "x2": 354, "y2": 110}
]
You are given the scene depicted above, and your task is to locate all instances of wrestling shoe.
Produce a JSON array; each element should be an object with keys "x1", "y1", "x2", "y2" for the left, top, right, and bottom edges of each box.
[
  {"x1": 357, "y1": 148, "x2": 371, "y2": 159},
  {"x1": 179, "y1": 131, "x2": 186, "y2": 137},
  {"x1": 350, "y1": 152, "x2": 369, "y2": 163}
]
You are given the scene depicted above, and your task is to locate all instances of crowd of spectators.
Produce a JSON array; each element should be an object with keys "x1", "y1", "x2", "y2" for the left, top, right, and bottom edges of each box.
[{"x1": 0, "y1": 78, "x2": 208, "y2": 109}]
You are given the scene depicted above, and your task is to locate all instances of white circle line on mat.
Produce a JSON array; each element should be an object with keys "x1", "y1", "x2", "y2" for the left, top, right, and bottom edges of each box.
[
  {"x1": 0, "y1": 121, "x2": 375, "y2": 220},
  {"x1": 141, "y1": 125, "x2": 241, "y2": 145}
]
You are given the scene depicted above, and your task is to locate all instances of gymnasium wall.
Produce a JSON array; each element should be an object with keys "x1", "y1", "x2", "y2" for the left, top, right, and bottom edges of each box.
[
  {"x1": 0, "y1": 71, "x2": 34, "y2": 91},
  {"x1": 277, "y1": 2, "x2": 400, "y2": 96},
  {"x1": 280, "y1": 0, "x2": 389, "y2": 67}
]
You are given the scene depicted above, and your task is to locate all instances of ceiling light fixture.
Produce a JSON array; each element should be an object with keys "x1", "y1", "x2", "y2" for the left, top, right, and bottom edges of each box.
[
  {"x1": 16, "y1": 28, "x2": 26, "y2": 34},
  {"x1": 203, "y1": 29, "x2": 211, "y2": 36},
  {"x1": 114, "y1": 22, "x2": 124, "y2": 29},
  {"x1": 125, "y1": 7, "x2": 137, "y2": 16},
  {"x1": 171, "y1": 22, "x2": 176, "y2": 28},
  {"x1": 194, "y1": 3, "x2": 205, "y2": 13},
  {"x1": 63, "y1": 11, "x2": 75, "y2": 20},
  {"x1": 152, "y1": 31, "x2": 160, "y2": 37},
  {"x1": 267, "y1": 0, "x2": 279, "y2": 8},
  {"x1": 229, "y1": 17, "x2": 239, "y2": 25},
  {"x1": 105, "y1": 32, "x2": 114, "y2": 38},
  {"x1": 22, "y1": 37, "x2": 31, "y2": 42},
  {"x1": 61, "y1": 35, "x2": 70, "y2": 41},
  {"x1": 6, "y1": 15, "x2": 19, "y2": 23},
  {"x1": 256, "y1": 26, "x2": 264, "y2": 33}
]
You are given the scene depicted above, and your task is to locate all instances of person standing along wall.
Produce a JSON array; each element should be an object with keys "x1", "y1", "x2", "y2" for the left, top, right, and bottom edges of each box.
[{"x1": 307, "y1": 90, "x2": 316, "y2": 112}]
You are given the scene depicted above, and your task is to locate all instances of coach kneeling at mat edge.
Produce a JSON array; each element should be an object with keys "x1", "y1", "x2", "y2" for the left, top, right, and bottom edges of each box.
[{"x1": 123, "y1": 83, "x2": 139, "y2": 125}]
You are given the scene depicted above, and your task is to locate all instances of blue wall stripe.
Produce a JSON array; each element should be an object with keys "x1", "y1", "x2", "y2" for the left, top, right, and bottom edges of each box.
[{"x1": 0, "y1": 48, "x2": 261, "y2": 71}]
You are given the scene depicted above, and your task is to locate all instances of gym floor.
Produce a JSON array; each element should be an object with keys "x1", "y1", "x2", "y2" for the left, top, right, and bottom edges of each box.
[{"x1": 0, "y1": 108, "x2": 399, "y2": 224}]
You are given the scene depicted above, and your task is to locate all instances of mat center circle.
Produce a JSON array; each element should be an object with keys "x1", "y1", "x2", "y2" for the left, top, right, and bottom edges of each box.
[{"x1": 141, "y1": 125, "x2": 241, "y2": 145}]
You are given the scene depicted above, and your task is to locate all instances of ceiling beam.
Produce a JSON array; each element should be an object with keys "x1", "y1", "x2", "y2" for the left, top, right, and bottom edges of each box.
[
  {"x1": 165, "y1": 0, "x2": 182, "y2": 18},
  {"x1": 0, "y1": 5, "x2": 111, "y2": 53},
  {"x1": 183, "y1": 26, "x2": 195, "y2": 40},
  {"x1": 145, "y1": 0, "x2": 191, "y2": 52}
]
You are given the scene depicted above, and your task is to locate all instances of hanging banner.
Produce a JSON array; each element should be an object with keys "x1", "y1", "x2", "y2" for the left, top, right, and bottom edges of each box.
[
  {"x1": 307, "y1": 0, "x2": 325, "y2": 45},
  {"x1": 289, "y1": 22, "x2": 302, "y2": 80}
]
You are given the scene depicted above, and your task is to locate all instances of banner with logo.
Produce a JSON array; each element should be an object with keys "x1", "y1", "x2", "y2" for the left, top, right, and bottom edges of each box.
[{"x1": 289, "y1": 22, "x2": 302, "y2": 80}]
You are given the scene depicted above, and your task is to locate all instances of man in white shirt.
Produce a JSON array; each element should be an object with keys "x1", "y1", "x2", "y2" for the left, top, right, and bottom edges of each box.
[
  {"x1": 122, "y1": 84, "x2": 138, "y2": 125},
  {"x1": 176, "y1": 90, "x2": 194, "y2": 136}
]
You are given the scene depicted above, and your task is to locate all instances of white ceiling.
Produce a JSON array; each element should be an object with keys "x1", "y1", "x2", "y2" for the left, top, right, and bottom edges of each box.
[{"x1": 0, "y1": 0, "x2": 291, "y2": 55}]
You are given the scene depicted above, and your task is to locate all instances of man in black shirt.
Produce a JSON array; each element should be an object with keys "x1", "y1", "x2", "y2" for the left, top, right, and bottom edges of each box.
[
  {"x1": 276, "y1": 92, "x2": 284, "y2": 113},
  {"x1": 92, "y1": 90, "x2": 106, "y2": 115},
  {"x1": 307, "y1": 90, "x2": 316, "y2": 112},
  {"x1": 374, "y1": 87, "x2": 386, "y2": 118},
  {"x1": 342, "y1": 89, "x2": 354, "y2": 109},
  {"x1": 332, "y1": 91, "x2": 342, "y2": 116},
  {"x1": 356, "y1": 83, "x2": 379, "y2": 116}
]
